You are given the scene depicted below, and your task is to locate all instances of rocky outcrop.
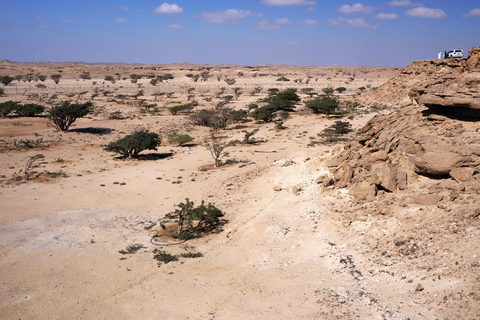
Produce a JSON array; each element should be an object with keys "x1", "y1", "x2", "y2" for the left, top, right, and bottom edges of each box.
[
  {"x1": 409, "y1": 47, "x2": 480, "y2": 111},
  {"x1": 358, "y1": 51, "x2": 470, "y2": 108},
  {"x1": 328, "y1": 46, "x2": 480, "y2": 202}
]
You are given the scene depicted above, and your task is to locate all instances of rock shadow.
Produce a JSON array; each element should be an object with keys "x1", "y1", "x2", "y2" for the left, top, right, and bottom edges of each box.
[
  {"x1": 71, "y1": 127, "x2": 114, "y2": 135},
  {"x1": 422, "y1": 105, "x2": 480, "y2": 122}
]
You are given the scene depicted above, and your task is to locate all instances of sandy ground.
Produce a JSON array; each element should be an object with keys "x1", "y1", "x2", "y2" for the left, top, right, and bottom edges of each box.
[{"x1": 1, "y1": 63, "x2": 479, "y2": 319}]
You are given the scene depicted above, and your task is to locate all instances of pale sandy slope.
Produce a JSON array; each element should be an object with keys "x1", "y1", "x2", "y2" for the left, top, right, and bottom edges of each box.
[{"x1": 1, "y1": 114, "x2": 444, "y2": 320}]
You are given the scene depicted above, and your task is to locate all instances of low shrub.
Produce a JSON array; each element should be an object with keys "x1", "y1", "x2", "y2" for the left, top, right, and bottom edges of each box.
[
  {"x1": 104, "y1": 130, "x2": 161, "y2": 158},
  {"x1": 16, "y1": 103, "x2": 45, "y2": 117},
  {"x1": 169, "y1": 103, "x2": 194, "y2": 115},
  {"x1": 0, "y1": 101, "x2": 19, "y2": 118},
  {"x1": 168, "y1": 132, "x2": 194, "y2": 146}
]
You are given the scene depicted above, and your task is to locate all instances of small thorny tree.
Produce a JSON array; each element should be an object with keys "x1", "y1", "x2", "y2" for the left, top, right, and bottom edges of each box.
[
  {"x1": 164, "y1": 198, "x2": 225, "y2": 236},
  {"x1": 204, "y1": 131, "x2": 228, "y2": 167},
  {"x1": 104, "y1": 130, "x2": 161, "y2": 158},
  {"x1": 47, "y1": 101, "x2": 93, "y2": 131}
]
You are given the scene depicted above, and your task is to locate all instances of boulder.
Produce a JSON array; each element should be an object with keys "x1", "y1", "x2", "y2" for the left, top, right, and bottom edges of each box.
[{"x1": 449, "y1": 167, "x2": 475, "y2": 182}]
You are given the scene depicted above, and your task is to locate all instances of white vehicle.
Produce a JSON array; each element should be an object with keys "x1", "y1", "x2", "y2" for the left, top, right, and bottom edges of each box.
[{"x1": 447, "y1": 49, "x2": 464, "y2": 58}]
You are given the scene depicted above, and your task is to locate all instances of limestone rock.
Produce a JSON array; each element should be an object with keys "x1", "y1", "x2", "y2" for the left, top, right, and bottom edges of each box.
[{"x1": 449, "y1": 167, "x2": 475, "y2": 182}]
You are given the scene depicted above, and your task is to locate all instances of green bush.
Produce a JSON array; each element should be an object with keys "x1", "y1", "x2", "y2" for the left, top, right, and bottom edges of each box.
[
  {"x1": 119, "y1": 244, "x2": 145, "y2": 254},
  {"x1": 0, "y1": 100, "x2": 19, "y2": 118},
  {"x1": 169, "y1": 103, "x2": 194, "y2": 115},
  {"x1": 0, "y1": 75, "x2": 14, "y2": 86},
  {"x1": 104, "y1": 130, "x2": 161, "y2": 158},
  {"x1": 0, "y1": 87, "x2": 4, "y2": 96},
  {"x1": 251, "y1": 105, "x2": 278, "y2": 122},
  {"x1": 153, "y1": 249, "x2": 178, "y2": 265},
  {"x1": 319, "y1": 121, "x2": 353, "y2": 143},
  {"x1": 305, "y1": 96, "x2": 339, "y2": 115},
  {"x1": 16, "y1": 104, "x2": 45, "y2": 117},
  {"x1": 164, "y1": 198, "x2": 225, "y2": 235},
  {"x1": 189, "y1": 109, "x2": 220, "y2": 128},
  {"x1": 47, "y1": 101, "x2": 93, "y2": 131},
  {"x1": 168, "y1": 132, "x2": 194, "y2": 146},
  {"x1": 335, "y1": 87, "x2": 347, "y2": 93},
  {"x1": 276, "y1": 76, "x2": 290, "y2": 81}
]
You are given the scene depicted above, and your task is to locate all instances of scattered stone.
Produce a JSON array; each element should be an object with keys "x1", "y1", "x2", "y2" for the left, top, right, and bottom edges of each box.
[
  {"x1": 273, "y1": 186, "x2": 282, "y2": 192},
  {"x1": 415, "y1": 283, "x2": 424, "y2": 292},
  {"x1": 292, "y1": 184, "x2": 302, "y2": 195}
]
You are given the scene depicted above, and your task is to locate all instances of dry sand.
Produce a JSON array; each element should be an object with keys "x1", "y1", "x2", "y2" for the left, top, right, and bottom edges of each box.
[{"x1": 1, "y1": 63, "x2": 477, "y2": 319}]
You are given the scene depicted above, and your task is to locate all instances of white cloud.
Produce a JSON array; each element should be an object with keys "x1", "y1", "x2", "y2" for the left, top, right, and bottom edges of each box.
[
  {"x1": 167, "y1": 24, "x2": 185, "y2": 30},
  {"x1": 114, "y1": 17, "x2": 127, "y2": 23},
  {"x1": 120, "y1": 6, "x2": 129, "y2": 11},
  {"x1": 306, "y1": 7, "x2": 315, "y2": 12},
  {"x1": 276, "y1": 18, "x2": 291, "y2": 24},
  {"x1": 60, "y1": 19, "x2": 74, "y2": 23},
  {"x1": 405, "y1": 7, "x2": 446, "y2": 18},
  {"x1": 33, "y1": 15, "x2": 43, "y2": 19},
  {"x1": 299, "y1": 19, "x2": 317, "y2": 25},
  {"x1": 152, "y1": 3, "x2": 184, "y2": 14},
  {"x1": 337, "y1": 3, "x2": 376, "y2": 14},
  {"x1": 327, "y1": 17, "x2": 377, "y2": 29},
  {"x1": 375, "y1": 12, "x2": 398, "y2": 19},
  {"x1": 388, "y1": 0, "x2": 422, "y2": 6},
  {"x1": 261, "y1": 0, "x2": 316, "y2": 6},
  {"x1": 463, "y1": 8, "x2": 480, "y2": 18},
  {"x1": 195, "y1": 9, "x2": 251, "y2": 23},
  {"x1": 257, "y1": 19, "x2": 280, "y2": 30}
]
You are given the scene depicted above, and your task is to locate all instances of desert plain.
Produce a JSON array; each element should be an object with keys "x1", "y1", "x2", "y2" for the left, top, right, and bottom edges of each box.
[{"x1": 1, "y1": 57, "x2": 479, "y2": 320}]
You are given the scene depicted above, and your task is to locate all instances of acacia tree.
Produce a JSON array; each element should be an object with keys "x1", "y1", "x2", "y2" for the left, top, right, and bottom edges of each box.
[
  {"x1": 50, "y1": 74, "x2": 62, "y2": 85},
  {"x1": 0, "y1": 75, "x2": 14, "y2": 87},
  {"x1": 47, "y1": 101, "x2": 93, "y2": 131},
  {"x1": 104, "y1": 130, "x2": 161, "y2": 158},
  {"x1": 204, "y1": 131, "x2": 228, "y2": 167}
]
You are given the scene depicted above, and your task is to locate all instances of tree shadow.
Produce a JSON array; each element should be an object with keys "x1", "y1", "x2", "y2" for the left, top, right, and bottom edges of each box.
[
  {"x1": 135, "y1": 152, "x2": 174, "y2": 161},
  {"x1": 71, "y1": 127, "x2": 114, "y2": 135}
]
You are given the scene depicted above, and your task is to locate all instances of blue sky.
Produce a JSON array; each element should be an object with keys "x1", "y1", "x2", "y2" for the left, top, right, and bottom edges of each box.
[{"x1": 0, "y1": 0, "x2": 479, "y2": 66}]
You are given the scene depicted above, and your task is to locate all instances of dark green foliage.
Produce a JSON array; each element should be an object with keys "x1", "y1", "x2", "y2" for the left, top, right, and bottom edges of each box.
[
  {"x1": 242, "y1": 128, "x2": 259, "y2": 144},
  {"x1": 168, "y1": 103, "x2": 194, "y2": 115},
  {"x1": 104, "y1": 130, "x2": 161, "y2": 158},
  {"x1": 328, "y1": 120, "x2": 353, "y2": 134},
  {"x1": 164, "y1": 198, "x2": 225, "y2": 236},
  {"x1": 153, "y1": 249, "x2": 178, "y2": 265},
  {"x1": 16, "y1": 104, "x2": 45, "y2": 117},
  {"x1": 46, "y1": 101, "x2": 93, "y2": 131},
  {"x1": 50, "y1": 74, "x2": 62, "y2": 84},
  {"x1": 267, "y1": 88, "x2": 279, "y2": 94},
  {"x1": 129, "y1": 74, "x2": 140, "y2": 83},
  {"x1": 168, "y1": 132, "x2": 194, "y2": 146},
  {"x1": 0, "y1": 87, "x2": 4, "y2": 96},
  {"x1": 176, "y1": 232, "x2": 199, "y2": 240},
  {"x1": 104, "y1": 75, "x2": 115, "y2": 83},
  {"x1": 305, "y1": 96, "x2": 339, "y2": 115},
  {"x1": 322, "y1": 87, "x2": 335, "y2": 96},
  {"x1": 119, "y1": 244, "x2": 145, "y2": 254},
  {"x1": 335, "y1": 87, "x2": 347, "y2": 93},
  {"x1": 231, "y1": 109, "x2": 248, "y2": 123},
  {"x1": 251, "y1": 104, "x2": 278, "y2": 122},
  {"x1": 0, "y1": 101, "x2": 19, "y2": 118},
  {"x1": 180, "y1": 252, "x2": 203, "y2": 258},
  {"x1": 319, "y1": 121, "x2": 353, "y2": 143},
  {"x1": 276, "y1": 76, "x2": 290, "y2": 81},
  {"x1": 0, "y1": 75, "x2": 14, "y2": 86},
  {"x1": 189, "y1": 109, "x2": 223, "y2": 128}
]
